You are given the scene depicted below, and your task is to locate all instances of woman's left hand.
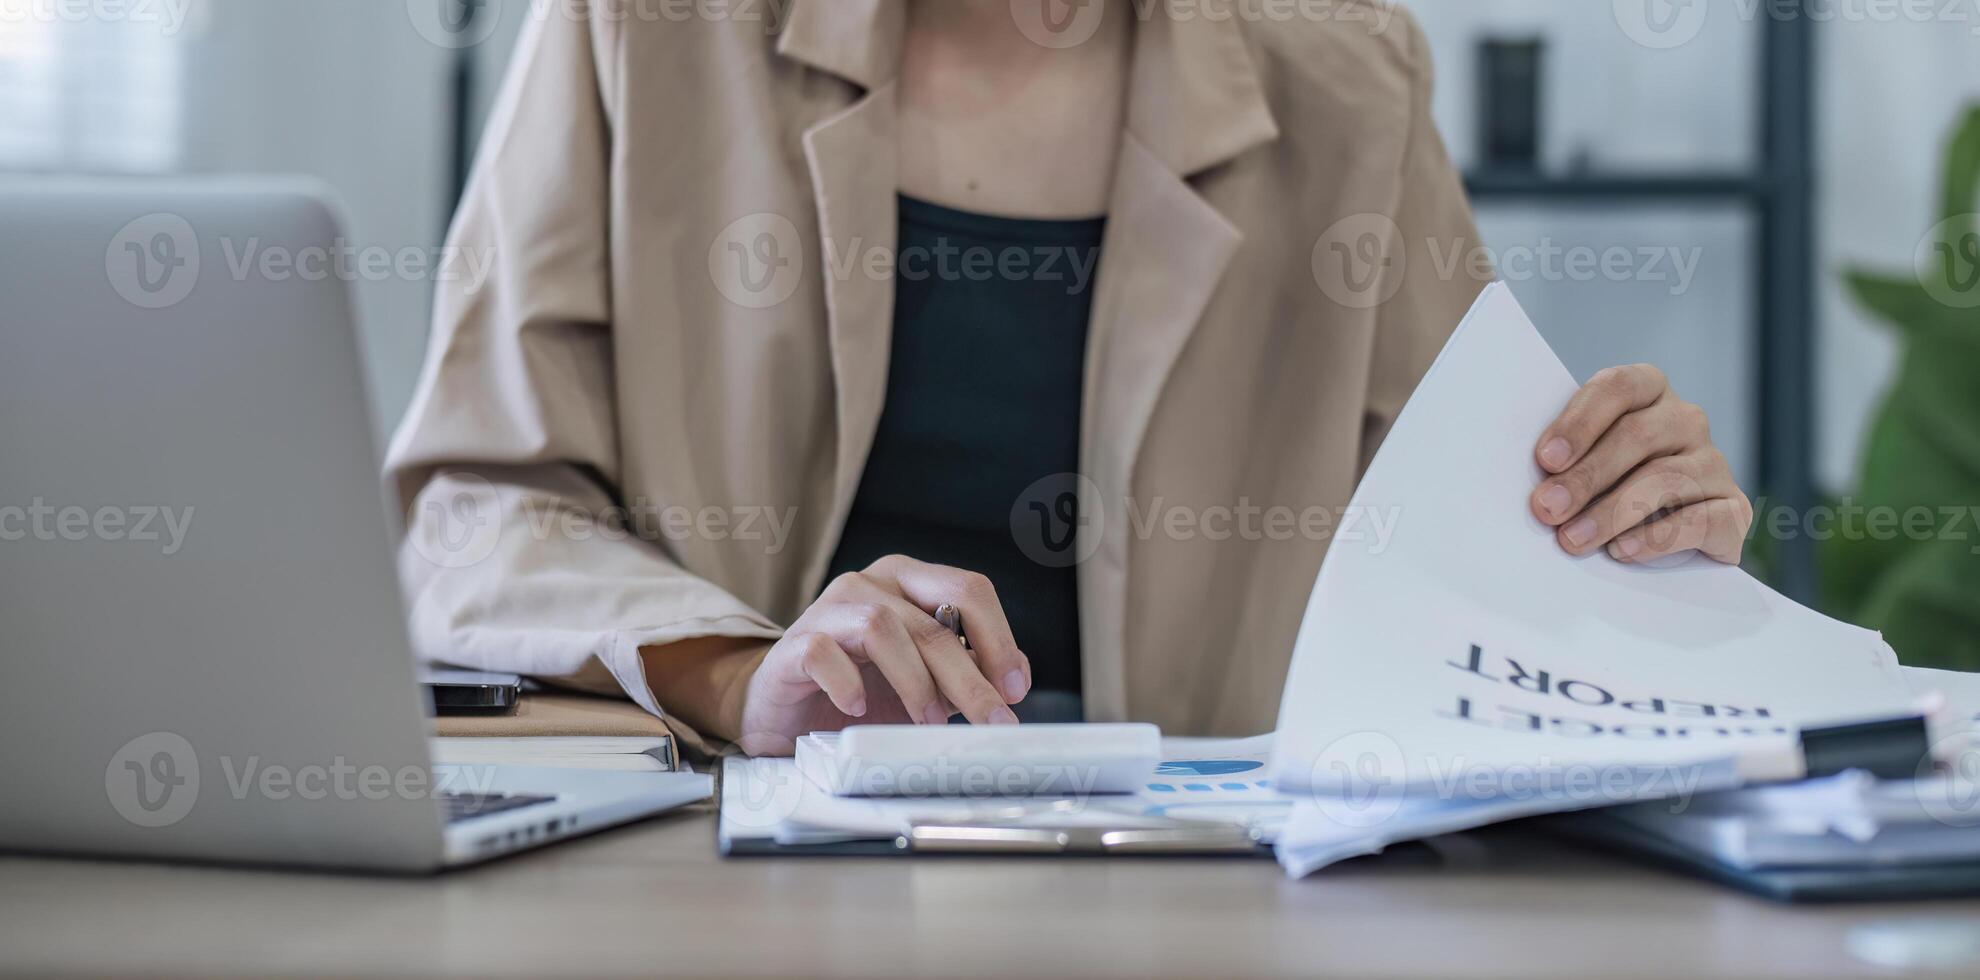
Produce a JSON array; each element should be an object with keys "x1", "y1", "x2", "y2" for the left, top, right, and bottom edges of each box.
[{"x1": 1529, "y1": 363, "x2": 1752, "y2": 565}]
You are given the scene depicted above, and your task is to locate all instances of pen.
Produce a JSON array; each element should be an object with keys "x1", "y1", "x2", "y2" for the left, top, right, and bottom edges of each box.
[{"x1": 935, "y1": 603, "x2": 969, "y2": 652}]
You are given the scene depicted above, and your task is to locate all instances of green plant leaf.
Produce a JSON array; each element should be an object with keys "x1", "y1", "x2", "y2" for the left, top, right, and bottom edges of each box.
[
  {"x1": 1940, "y1": 104, "x2": 1980, "y2": 224},
  {"x1": 1843, "y1": 270, "x2": 1980, "y2": 351},
  {"x1": 1843, "y1": 271, "x2": 1934, "y2": 331},
  {"x1": 1818, "y1": 107, "x2": 1980, "y2": 668},
  {"x1": 1932, "y1": 107, "x2": 1980, "y2": 308}
]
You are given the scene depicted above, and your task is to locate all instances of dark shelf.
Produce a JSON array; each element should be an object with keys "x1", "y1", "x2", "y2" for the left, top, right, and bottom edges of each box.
[
  {"x1": 1465, "y1": 171, "x2": 1769, "y2": 202},
  {"x1": 1460, "y1": 3, "x2": 1820, "y2": 605}
]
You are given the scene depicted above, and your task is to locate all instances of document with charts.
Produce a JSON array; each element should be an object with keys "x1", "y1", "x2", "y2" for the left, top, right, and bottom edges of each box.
[
  {"x1": 1269, "y1": 283, "x2": 1923, "y2": 876},
  {"x1": 722, "y1": 735, "x2": 1287, "y2": 852}
]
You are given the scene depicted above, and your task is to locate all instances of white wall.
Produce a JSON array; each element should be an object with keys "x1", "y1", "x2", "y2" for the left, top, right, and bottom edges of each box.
[
  {"x1": 1410, "y1": 0, "x2": 1762, "y2": 486},
  {"x1": 174, "y1": 0, "x2": 458, "y2": 439},
  {"x1": 469, "y1": 0, "x2": 532, "y2": 152},
  {"x1": 1475, "y1": 208, "x2": 1758, "y2": 488},
  {"x1": 1819, "y1": 20, "x2": 1980, "y2": 491},
  {"x1": 1412, "y1": 0, "x2": 1979, "y2": 495}
]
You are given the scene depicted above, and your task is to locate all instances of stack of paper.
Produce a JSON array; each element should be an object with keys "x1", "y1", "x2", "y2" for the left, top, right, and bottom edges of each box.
[{"x1": 1268, "y1": 283, "x2": 1934, "y2": 877}]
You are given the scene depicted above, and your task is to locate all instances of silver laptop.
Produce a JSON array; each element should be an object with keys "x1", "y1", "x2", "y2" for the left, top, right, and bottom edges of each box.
[{"x1": 0, "y1": 180, "x2": 710, "y2": 872}]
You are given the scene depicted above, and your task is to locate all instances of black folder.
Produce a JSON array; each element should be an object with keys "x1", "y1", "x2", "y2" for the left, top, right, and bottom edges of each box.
[{"x1": 1543, "y1": 812, "x2": 1980, "y2": 903}]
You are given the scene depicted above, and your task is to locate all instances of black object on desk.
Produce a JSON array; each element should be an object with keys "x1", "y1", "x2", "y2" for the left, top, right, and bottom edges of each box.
[
  {"x1": 1800, "y1": 715, "x2": 1932, "y2": 781},
  {"x1": 1545, "y1": 812, "x2": 1980, "y2": 904},
  {"x1": 419, "y1": 668, "x2": 522, "y2": 715}
]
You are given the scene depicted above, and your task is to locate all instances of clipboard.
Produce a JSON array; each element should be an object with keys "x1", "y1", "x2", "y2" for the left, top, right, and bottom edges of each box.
[
  {"x1": 721, "y1": 826, "x2": 1274, "y2": 858},
  {"x1": 718, "y1": 751, "x2": 1285, "y2": 858}
]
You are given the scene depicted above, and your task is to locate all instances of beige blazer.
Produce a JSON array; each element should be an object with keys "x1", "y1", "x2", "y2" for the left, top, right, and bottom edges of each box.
[{"x1": 385, "y1": 0, "x2": 1491, "y2": 743}]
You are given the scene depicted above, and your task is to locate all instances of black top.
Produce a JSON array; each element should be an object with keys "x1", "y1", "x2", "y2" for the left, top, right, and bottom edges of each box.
[{"x1": 823, "y1": 195, "x2": 1106, "y2": 697}]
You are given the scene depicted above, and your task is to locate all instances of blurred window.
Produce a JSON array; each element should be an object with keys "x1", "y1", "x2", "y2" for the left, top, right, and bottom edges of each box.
[{"x1": 0, "y1": 17, "x2": 182, "y2": 172}]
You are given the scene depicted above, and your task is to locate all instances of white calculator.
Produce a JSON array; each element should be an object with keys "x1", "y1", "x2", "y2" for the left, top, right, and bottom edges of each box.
[{"x1": 793, "y1": 723, "x2": 1161, "y2": 798}]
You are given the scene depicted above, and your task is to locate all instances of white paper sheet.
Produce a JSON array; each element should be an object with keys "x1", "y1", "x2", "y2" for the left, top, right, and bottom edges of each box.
[
  {"x1": 1905, "y1": 665, "x2": 1980, "y2": 728},
  {"x1": 1269, "y1": 283, "x2": 1920, "y2": 876}
]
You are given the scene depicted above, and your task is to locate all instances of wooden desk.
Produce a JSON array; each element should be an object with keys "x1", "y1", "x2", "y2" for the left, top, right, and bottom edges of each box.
[{"x1": 1, "y1": 806, "x2": 1967, "y2": 978}]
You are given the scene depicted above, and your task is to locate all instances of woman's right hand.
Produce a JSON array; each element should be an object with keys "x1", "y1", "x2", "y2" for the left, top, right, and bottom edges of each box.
[{"x1": 734, "y1": 555, "x2": 1032, "y2": 756}]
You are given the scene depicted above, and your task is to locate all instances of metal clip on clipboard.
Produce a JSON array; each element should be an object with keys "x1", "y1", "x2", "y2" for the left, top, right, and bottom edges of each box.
[
  {"x1": 895, "y1": 801, "x2": 1263, "y2": 855},
  {"x1": 899, "y1": 821, "x2": 1261, "y2": 855}
]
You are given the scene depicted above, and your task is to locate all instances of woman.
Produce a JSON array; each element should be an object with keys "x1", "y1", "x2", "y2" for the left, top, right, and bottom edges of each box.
[{"x1": 386, "y1": 0, "x2": 1752, "y2": 756}]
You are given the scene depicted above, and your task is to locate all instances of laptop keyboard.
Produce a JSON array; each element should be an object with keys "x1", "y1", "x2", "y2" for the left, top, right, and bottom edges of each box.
[{"x1": 439, "y1": 791, "x2": 557, "y2": 824}]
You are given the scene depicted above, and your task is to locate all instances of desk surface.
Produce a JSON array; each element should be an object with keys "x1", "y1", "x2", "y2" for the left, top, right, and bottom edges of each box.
[{"x1": 1, "y1": 804, "x2": 1969, "y2": 979}]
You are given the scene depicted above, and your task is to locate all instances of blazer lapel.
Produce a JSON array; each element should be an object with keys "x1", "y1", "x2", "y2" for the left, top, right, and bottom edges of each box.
[
  {"x1": 1075, "y1": 141, "x2": 1244, "y2": 720},
  {"x1": 778, "y1": 0, "x2": 906, "y2": 597},
  {"x1": 799, "y1": 90, "x2": 899, "y2": 597},
  {"x1": 1076, "y1": 13, "x2": 1279, "y2": 722}
]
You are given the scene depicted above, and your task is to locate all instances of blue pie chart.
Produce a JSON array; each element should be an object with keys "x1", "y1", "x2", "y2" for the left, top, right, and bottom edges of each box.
[{"x1": 1155, "y1": 760, "x2": 1264, "y2": 777}]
